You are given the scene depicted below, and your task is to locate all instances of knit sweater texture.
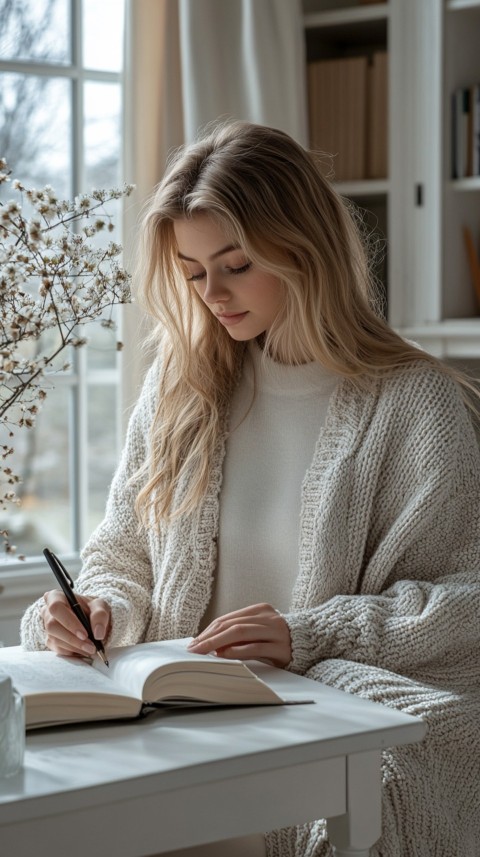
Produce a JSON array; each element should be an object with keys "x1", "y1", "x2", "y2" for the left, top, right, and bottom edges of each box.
[{"x1": 21, "y1": 354, "x2": 480, "y2": 857}]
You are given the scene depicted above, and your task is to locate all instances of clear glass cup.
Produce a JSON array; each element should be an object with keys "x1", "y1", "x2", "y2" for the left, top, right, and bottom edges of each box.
[{"x1": 0, "y1": 673, "x2": 25, "y2": 777}]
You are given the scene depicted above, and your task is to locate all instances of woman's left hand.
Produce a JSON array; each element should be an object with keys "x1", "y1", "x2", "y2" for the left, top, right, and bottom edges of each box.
[{"x1": 187, "y1": 602, "x2": 292, "y2": 668}]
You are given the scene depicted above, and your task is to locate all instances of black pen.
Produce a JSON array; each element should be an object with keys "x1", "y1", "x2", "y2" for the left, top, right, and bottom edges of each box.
[{"x1": 43, "y1": 547, "x2": 109, "y2": 667}]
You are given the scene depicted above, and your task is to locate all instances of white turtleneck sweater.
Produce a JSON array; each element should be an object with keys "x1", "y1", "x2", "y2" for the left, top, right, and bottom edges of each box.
[{"x1": 201, "y1": 343, "x2": 339, "y2": 628}]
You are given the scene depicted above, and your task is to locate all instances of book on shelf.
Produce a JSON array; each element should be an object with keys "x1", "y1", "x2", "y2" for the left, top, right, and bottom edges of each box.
[
  {"x1": 307, "y1": 52, "x2": 388, "y2": 182},
  {"x1": 308, "y1": 55, "x2": 368, "y2": 181},
  {"x1": 463, "y1": 225, "x2": 480, "y2": 310},
  {"x1": 452, "y1": 84, "x2": 480, "y2": 179},
  {"x1": 0, "y1": 640, "x2": 308, "y2": 730},
  {"x1": 367, "y1": 51, "x2": 388, "y2": 179},
  {"x1": 472, "y1": 84, "x2": 480, "y2": 177}
]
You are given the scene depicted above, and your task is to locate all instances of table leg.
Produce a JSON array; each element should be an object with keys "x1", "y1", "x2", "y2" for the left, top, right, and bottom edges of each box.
[{"x1": 326, "y1": 749, "x2": 382, "y2": 857}]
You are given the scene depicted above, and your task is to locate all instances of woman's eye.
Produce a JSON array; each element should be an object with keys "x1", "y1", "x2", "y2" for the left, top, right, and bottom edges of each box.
[
  {"x1": 228, "y1": 262, "x2": 252, "y2": 275},
  {"x1": 186, "y1": 262, "x2": 251, "y2": 282}
]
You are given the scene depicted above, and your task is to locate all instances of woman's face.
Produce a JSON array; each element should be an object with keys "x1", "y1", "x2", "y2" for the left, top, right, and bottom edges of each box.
[{"x1": 173, "y1": 215, "x2": 284, "y2": 342}]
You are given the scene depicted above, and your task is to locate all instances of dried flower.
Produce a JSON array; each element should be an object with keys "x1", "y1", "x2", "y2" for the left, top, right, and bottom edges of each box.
[{"x1": 0, "y1": 161, "x2": 134, "y2": 555}]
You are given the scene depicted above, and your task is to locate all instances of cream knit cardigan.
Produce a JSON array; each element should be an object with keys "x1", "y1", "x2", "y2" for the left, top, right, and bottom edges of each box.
[{"x1": 21, "y1": 355, "x2": 480, "y2": 857}]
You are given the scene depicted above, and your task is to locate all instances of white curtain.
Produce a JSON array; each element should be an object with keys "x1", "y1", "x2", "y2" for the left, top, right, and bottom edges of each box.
[
  {"x1": 178, "y1": 0, "x2": 307, "y2": 144},
  {"x1": 121, "y1": 0, "x2": 308, "y2": 425}
]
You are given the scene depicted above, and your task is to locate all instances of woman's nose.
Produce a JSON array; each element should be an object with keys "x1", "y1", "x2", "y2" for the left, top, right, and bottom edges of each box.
[{"x1": 202, "y1": 275, "x2": 230, "y2": 304}]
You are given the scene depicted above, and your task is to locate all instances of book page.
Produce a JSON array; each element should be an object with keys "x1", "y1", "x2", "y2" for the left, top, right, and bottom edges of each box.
[
  {"x1": 0, "y1": 648, "x2": 141, "y2": 728},
  {"x1": 94, "y1": 639, "x2": 283, "y2": 705},
  {"x1": 93, "y1": 638, "x2": 242, "y2": 698}
]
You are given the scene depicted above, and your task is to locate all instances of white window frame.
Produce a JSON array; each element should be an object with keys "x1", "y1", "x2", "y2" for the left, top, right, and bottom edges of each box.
[{"x1": 0, "y1": 0, "x2": 124, "y2": 587}]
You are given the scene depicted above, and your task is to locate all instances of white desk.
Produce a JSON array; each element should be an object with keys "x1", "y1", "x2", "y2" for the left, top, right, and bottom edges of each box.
[{"x1": 0, "y1": 663, "x2": 426, "y2": 857}]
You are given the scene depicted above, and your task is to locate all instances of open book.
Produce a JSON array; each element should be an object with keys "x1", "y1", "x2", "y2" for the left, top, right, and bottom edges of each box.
[{"x1": 0, "y1": 640, "x2": 290, "y2": 730}]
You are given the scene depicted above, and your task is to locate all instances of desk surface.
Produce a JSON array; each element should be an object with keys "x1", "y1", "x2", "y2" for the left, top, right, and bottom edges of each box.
[{"x1": 0, "y1": 662, "x2": 426, "y2": 857}]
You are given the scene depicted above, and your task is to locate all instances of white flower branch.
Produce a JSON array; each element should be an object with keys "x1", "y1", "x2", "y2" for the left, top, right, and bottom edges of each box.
[{"x1": 0, "y1": 159, "x2": 135, "y2": 556}]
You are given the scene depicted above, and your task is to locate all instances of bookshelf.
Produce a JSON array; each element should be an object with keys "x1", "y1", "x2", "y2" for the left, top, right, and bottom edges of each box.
[
  {"x1": 302, "y1": 0, "x2": 480, "y2": 359},
  {"x1": 442, "y1": 0, "x2": 480, "y2": 342},
  {"x1": 304, "y1": 0, "x2": 390, "y2": 309}
]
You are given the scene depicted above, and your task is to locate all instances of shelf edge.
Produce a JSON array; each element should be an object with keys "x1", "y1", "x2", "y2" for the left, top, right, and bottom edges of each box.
[
  {"x1": 304, "y1": 3, "x2": 389, "y2": 29},
  {"x1": 448, "y1": 178, "x2": 480, "y2": 191},
  {"x1": 333, "y1": 179, "x2": 389, "y2": 197},
  {"x1": 397, "y1": 320, "x2": 480, "y2": 358},
  {"x1": 446, "y1": 0, "x2": 480, "y2": 12}
]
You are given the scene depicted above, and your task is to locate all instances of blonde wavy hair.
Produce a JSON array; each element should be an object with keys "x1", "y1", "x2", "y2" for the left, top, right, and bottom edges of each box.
[{"x1": 133, "y1": 120, "x2": 476, "y2": 525}]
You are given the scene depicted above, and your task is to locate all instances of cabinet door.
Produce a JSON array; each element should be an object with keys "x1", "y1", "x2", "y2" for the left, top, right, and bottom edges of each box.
[{"x1": 389, "y1": 0, "x2": 443, "y2": 331}]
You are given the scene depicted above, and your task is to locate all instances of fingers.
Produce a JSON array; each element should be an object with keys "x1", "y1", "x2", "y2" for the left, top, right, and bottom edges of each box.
[
  {"x1": 41, "y1": 590, "x2": 111, "y2": 659},
  {"x1": 85, "y1": 596, "x2": 111, "y2": 642},
  {"x1": 42, "y1": 590, "x2": 94, "y2": 657},
  {"x1": 187, "y1": 603, "x2": 292, "y2": 668}
]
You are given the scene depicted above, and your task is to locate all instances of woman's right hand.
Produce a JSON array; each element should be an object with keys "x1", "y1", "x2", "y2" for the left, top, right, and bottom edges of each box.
[{"x1": 40, "y1": 590, "x2": 112, "y2": 658}]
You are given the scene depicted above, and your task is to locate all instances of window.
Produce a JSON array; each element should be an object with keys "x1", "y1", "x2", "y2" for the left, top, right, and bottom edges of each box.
[{"x1": 0, "y1": 0, "x2": 125, "y2": 566}]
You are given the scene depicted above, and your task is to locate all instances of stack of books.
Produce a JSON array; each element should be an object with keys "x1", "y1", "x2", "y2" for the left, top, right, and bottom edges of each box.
[
  {"x1": 307, "y1": 52, "x2": 388, "y2": 182},
  {"x1": 452, "y1": 85, "x2": 480, "y2": 179}
]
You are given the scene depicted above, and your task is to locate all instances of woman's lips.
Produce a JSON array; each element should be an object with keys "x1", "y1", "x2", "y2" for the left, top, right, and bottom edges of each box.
[{"x1": 216, "y1": 311, "x2": 249, "y2": 326}]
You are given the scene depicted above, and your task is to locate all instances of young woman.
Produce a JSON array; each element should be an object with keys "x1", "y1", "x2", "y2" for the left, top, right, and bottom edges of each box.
[{"x1": 22, "y1": 121, "x2": 480, "y2": 857}]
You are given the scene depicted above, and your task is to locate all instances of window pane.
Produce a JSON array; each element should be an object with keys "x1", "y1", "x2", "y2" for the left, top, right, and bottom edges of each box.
[
  {"x1": 0, "y1": 383, "x2": 72, "y2": 558},
  {"x1": 0, "y1": 73, "x2": 71, "y2": 198},
  {"x1": 84, "y1": 81, "x2": 121, "y2": 190},
  {"x1": 87, "y1": 384, "x2": 118, "y2": 535},
  {"x1": 0, "y1": 0, "x2": 70, "y2": 64},
  {"x1": 83, "y1": 0, "x2": 124, "y2": 72},
  {"x1": 86, "y1": 312, "x2": 120, "y2": 371}
]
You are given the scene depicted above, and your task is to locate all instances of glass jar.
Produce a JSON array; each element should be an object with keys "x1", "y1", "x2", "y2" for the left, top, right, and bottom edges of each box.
[{"x1": 0, "y1": 673, "x2": 25, "y2": 777}]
